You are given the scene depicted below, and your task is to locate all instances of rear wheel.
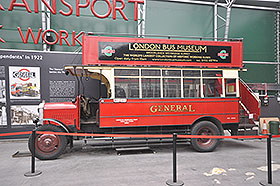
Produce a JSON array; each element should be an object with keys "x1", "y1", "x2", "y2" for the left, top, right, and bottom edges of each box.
[
  {"x1": 28, "y1": 124, "x2": 67, "y2": 160},
  {"x1": 190, "y1": 121, "x2": 221, "y2": 152}
]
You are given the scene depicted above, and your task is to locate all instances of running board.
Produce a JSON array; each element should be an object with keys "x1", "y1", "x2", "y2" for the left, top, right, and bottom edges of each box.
[{"x1": 115, "y1": 146, "x2": 155, "y2": 155}]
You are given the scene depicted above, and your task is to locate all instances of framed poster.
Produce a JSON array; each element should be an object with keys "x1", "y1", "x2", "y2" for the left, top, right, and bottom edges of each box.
[
  {"x1": 10, "y1": 105, "x2": 39, "y2": 125},
  {"x1": 9, "y1": 66, "x2": 40, "y2": 99}
]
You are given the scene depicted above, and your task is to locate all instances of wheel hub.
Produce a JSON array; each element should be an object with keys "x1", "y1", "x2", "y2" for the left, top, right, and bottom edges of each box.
[
  {"x1": 36, "y1": 134, "x2": 60, "y2": 154},
  {"x1": 197, "y1": 128, "x2": 214, "y2": 146},
  {"x1": 45, "y1": 139, "x2": 51, "y2": 145}
]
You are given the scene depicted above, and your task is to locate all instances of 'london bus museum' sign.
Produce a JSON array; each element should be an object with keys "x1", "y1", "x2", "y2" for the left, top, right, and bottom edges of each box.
[{"x1": 83, "y1": 36, "x2": 243, "y2": 68}]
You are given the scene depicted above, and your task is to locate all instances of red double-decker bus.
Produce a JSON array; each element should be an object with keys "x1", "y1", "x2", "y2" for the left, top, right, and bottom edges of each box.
[{"x1": 29, "y1": 35, "x2": 261, "y2": 160}]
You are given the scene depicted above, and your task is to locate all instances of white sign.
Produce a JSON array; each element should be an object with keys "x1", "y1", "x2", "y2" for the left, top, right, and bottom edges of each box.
[{"x1": 9, "y1": 66, "x2": 40, "y2": 99}]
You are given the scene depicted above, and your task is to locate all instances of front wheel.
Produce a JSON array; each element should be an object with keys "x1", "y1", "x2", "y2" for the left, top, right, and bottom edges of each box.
[
  {"x1": 190, "y1": 121, "x2": 221, "y2": 152},
  {"x1": 28, "y1": 124, "x2": 67, "y2": 160}
]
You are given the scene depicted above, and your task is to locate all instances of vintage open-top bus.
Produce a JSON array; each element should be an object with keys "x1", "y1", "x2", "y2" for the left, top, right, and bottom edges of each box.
[{"x1": 29, "y1": 35, "x2": 261, "y2": 160}]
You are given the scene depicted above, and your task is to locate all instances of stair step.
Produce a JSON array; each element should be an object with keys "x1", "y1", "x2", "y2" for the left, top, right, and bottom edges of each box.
[{"x1": 240, "y1": 117, "x2": 250, "y2": 124}]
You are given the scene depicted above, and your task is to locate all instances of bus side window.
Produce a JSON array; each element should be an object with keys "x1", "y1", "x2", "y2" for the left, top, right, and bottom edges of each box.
[
  {"x1": 183, "y1": 79, "x2": 200, "y2": 98},
  {"x1": 203, "y1": 79, "x2": 222, "y2": 97},
  {"x1": 115, "y1": 86, "x2": 126, "y2": 98},
  {"x1": 225, "y1": 79, "x2": 236, "y2": 97},
  {"x1": 115, "y1": 78, "x2": 139, "y2": 98},
  {"x1": 142, "y1": 78, "x2": 161, "y2": 98},
  {"x1": 163, "y1": 78, "x2": 181, "y2": 98}
]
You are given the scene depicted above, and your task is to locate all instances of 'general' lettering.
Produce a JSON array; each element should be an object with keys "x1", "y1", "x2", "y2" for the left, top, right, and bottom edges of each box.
[{"x1": 150, "y1": 104, "x2": 195, "y2": 113}]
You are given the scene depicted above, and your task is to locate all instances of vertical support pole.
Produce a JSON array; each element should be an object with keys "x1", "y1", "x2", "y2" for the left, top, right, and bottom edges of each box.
[
  {"x1": 137, "y1": 0, "x2": 146, "y2": 37},
  {"x1": 166, "y1": 133, "x2": 184, "y2": 186},
  {"x1": 214, "y1": 1, "x2": 218, "y2": 41},
  {"x1": 275, "y1": 11, "x2": 280, "y2": 101},
  {"x1": 224, "y1": 6, "x2": 231, "y2": 41},
  {"x1": 142, "y1": 0, "x2": 146, "y2": 37},
  {"x1": 267, "y1": 134, "x2": 272, "y2": 184},
  {"x1": 259, "y1": 134, "x2": 279, "y2": 185},
  {"x1": 276, "y1": 11, "x2": 280, "y2": 85},
  {"x1": 173, "y1": 133, "x2": 177, "y2": 183},
  {"x1": 24, "y1": 130, "x2": 42, "y2": 177},
  {"x1": 224, "y1": 0, "x2": 236, "y2": 41},
  {"x1": 31, "y1": 130, "x2": 36, "y2": 173},
  {"x1": 41, "y1": 0, "x2": 51, "y2": 51},
  {"x1": 214, "y1": 0, "x2": 235, "y2": 41},
  {"x1": 41, "y1": 1, "x2": 47, "y2": 51}
]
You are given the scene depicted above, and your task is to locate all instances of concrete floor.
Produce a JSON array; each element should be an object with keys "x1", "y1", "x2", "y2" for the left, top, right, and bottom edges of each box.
[{"x1": 0, "y1": 138, "x2": 280, "y2": 186}]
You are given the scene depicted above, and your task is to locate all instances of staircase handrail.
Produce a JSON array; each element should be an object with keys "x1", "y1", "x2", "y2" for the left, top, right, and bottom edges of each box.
[
  {"x1": 239, "y1": 101, "x2": 250, "y2": 115},
  {"x1": 239, "y1": 78, "x2": 261, "y2": 108}
]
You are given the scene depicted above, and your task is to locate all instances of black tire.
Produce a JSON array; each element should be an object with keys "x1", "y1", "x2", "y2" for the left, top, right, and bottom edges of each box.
[
  {"x1": 190, "y1": 121, "x2": 221, "y2": 152},
  {"x1": 28, "y1": 125, "x2": 67, "y2": 160}
]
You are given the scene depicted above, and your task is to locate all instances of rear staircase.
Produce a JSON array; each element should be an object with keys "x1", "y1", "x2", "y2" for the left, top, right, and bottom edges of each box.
[{"x1": 238, "y1": 79, "x2": 261, "y2": 135}]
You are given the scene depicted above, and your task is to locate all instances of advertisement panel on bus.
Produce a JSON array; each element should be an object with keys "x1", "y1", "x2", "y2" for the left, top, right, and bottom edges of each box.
[{"x1": 83, "y1": 36, "x2": 243, "y2": 68}]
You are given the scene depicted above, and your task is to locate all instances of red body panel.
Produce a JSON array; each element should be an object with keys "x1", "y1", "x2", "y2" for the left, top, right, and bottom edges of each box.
[
  {"x1": 44, "y1": 101, "x2": 79, "y2": 126},
  {"x1": 83, "y1": 36, "x2": 243, "y2": 68},
  {"x1": 99, "y1": 98, "x2": 240, "y2": 128}
]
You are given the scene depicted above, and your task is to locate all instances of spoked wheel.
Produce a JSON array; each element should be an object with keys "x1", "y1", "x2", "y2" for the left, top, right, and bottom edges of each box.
[
  {"x1": 191, "y1": 121, "x2": 221, "y2": 152},
  {"x1": 28, "y1": 125, "x2": 67, "y2": 160}
]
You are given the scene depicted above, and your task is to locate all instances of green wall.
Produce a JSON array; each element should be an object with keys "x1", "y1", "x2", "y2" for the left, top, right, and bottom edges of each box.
[
  {"x1": 229, "y1": 8, "x2": 275, "y2": 62},
  {"x1": 242, "y1": 64, "x2": 276, "y2": 83},
  {"x1": 0, "y1": 0, "x2": 42, "y2": 50},
  {"x1": 145, "y1": 1, "x2": 213, "y2": 37},
  {"x1": 145, "y1": 1, "x2": 276, "y2": 83},
  {"x1": 229, "y1": 8, "x2": 275, "y2": 83}
]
